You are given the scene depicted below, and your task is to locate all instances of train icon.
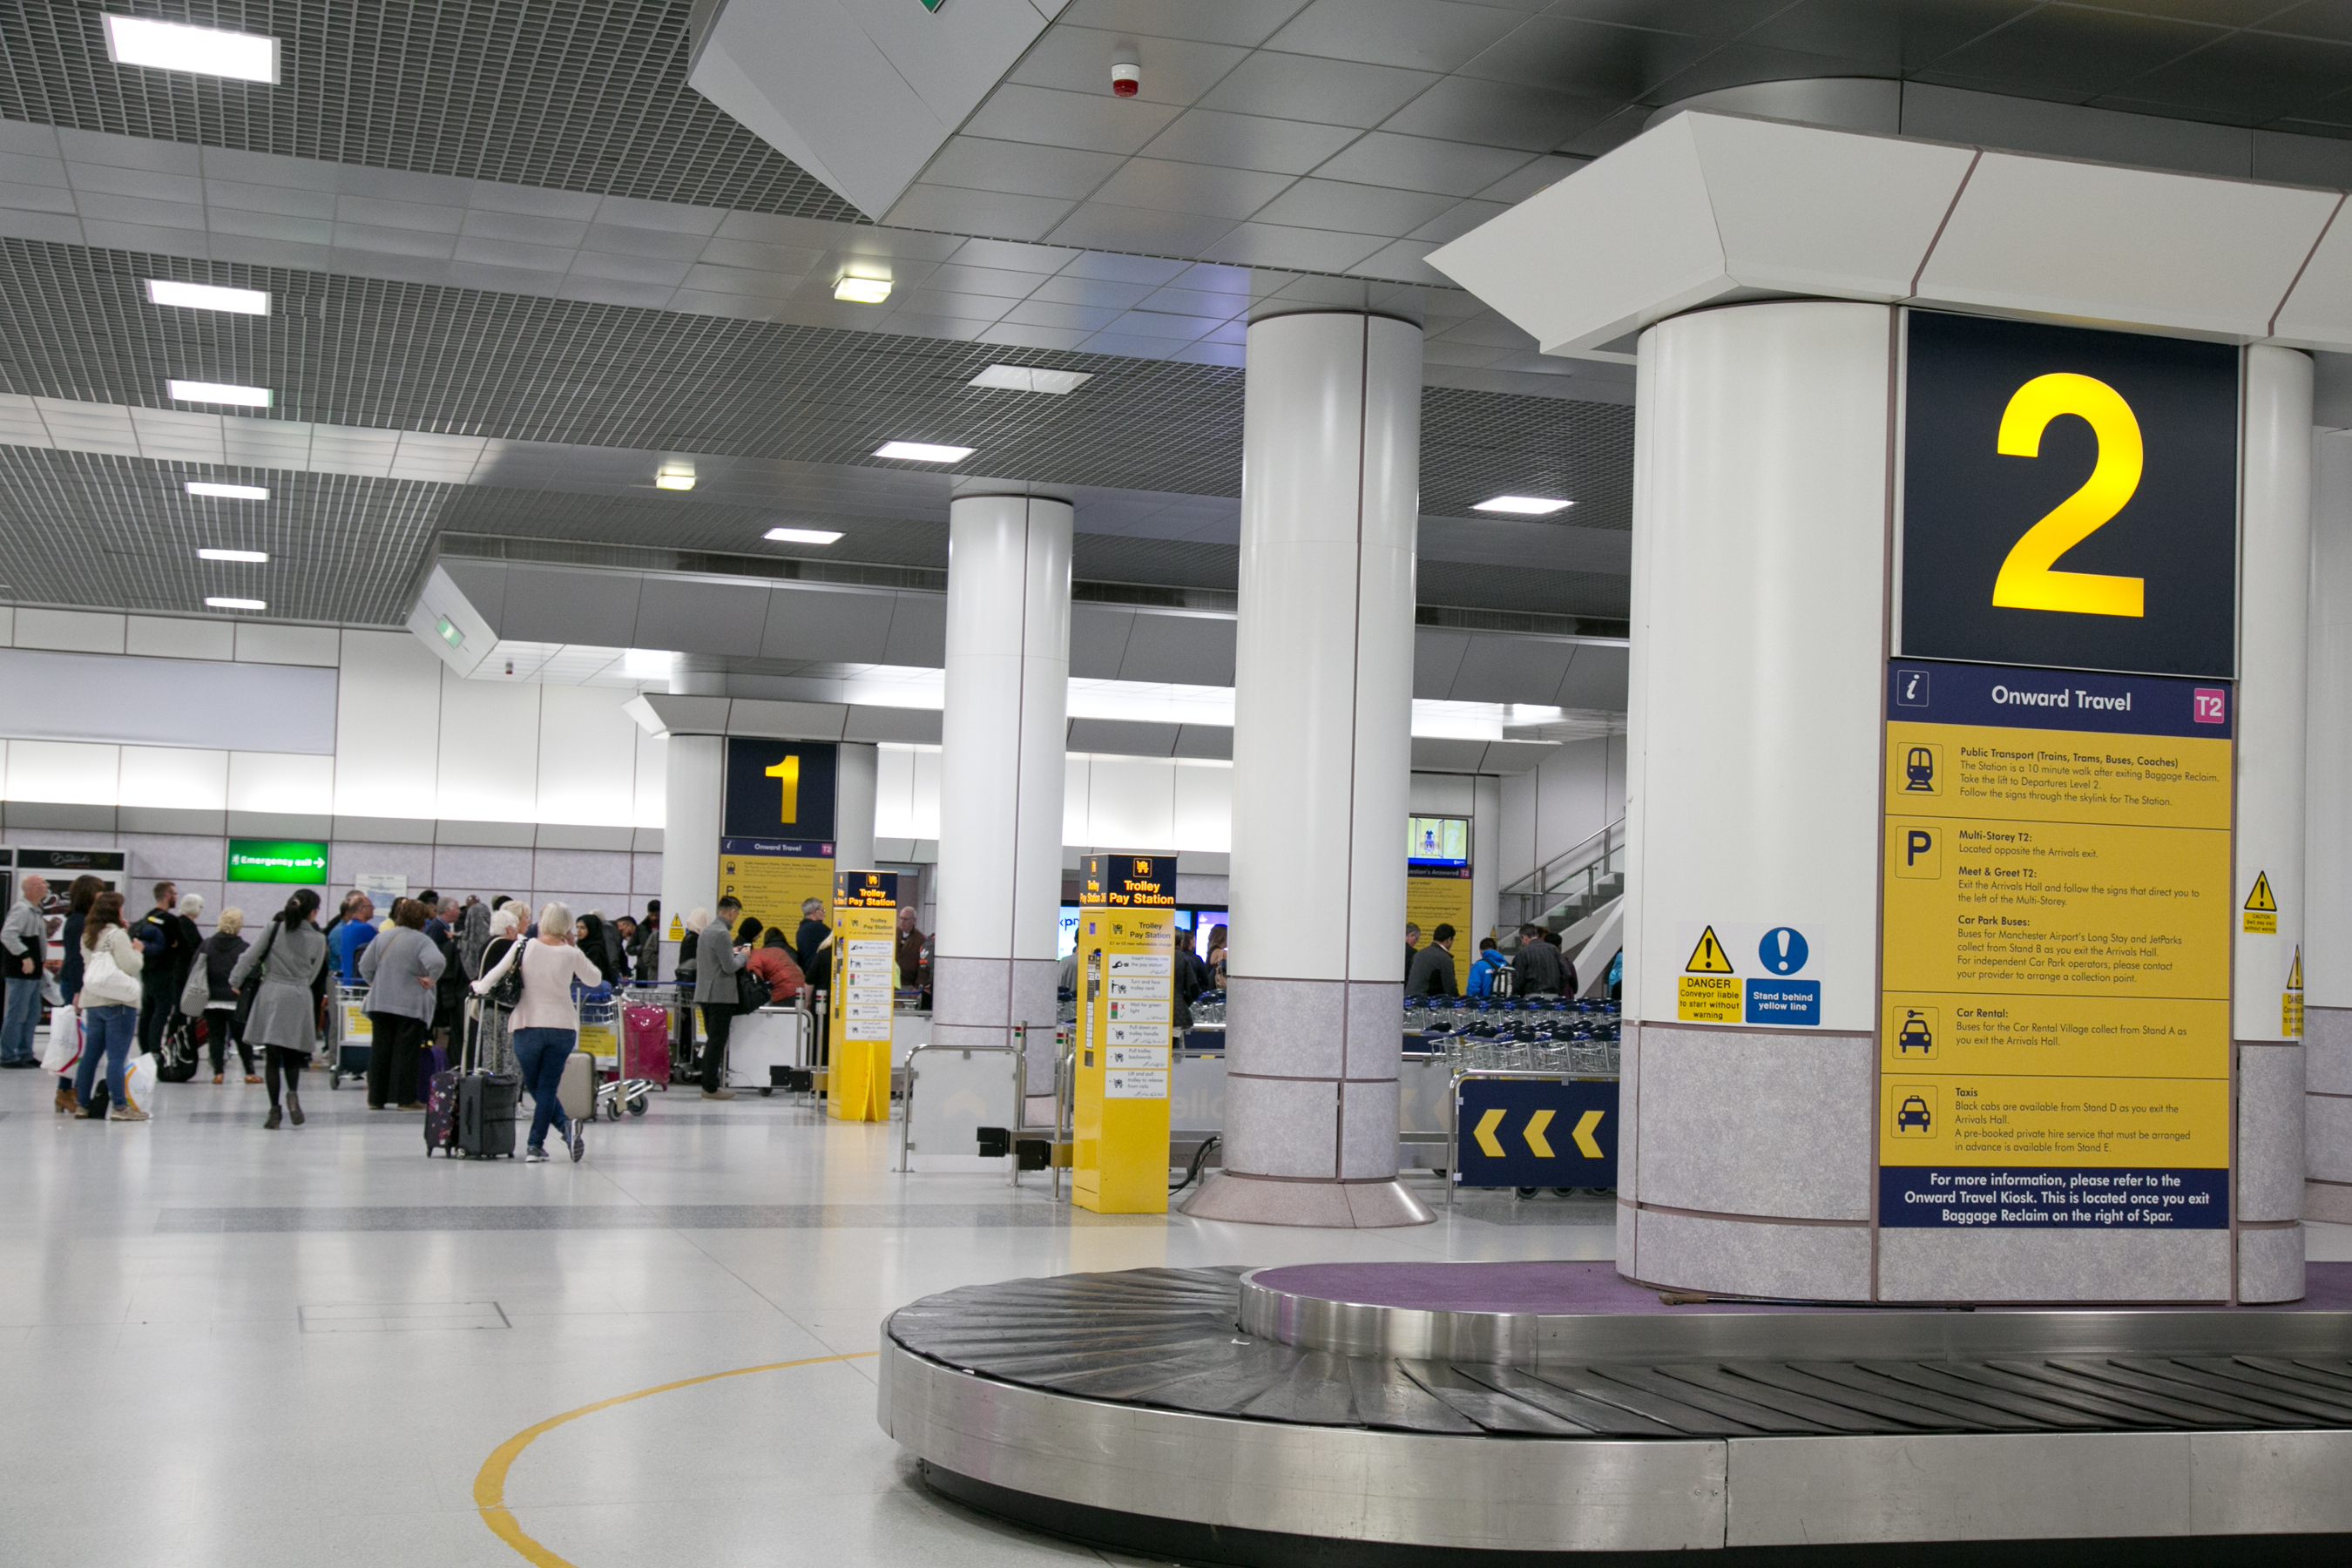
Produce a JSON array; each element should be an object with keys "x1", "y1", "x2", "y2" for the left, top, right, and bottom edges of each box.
[{"x1": 1904, "y1": 746, "x2": 1936, "y2": 792}]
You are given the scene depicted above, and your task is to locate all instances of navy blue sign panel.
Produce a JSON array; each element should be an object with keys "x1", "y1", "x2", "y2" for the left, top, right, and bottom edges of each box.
[
  {"x1": 1882, "y1": 1166, "x2": 2227, "y2": 1229},
  {"x1": 1454, "y1": 1077, "x2": 1619, "y2": 1189},
  {"x1": 1887, "y1": 659, "x2": 2233, "y2": 740},
  {"x1": 722, "y1": 738, "x2": 837, "y2": 842}
]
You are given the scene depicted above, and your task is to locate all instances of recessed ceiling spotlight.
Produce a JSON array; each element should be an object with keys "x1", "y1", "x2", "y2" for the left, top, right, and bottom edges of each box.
[
  {"x1": 835, "y1": 275, "x2": 892, "y2": 304},
  {"x1": 105, "y1": 16, "x2": 280, "y2": 82},
  {"x1": 969, "y1": 365, "x2": 1092, "y2": 395},
  {"x1": 765, "y1": 526, "x2": 845, "y2": 545},
  {"x1": 654, "y1": 463, "x2": 695, "y2": 491},
  {"x1": 1472, "y1": 495, "x2": 1573, "y2": 516},
  {"x1": 145, "y1": 280, "x2": 270, "y2": 315},
  {"x1": 168, "y1": 380, "x2": 271, "y2": 408},
  {"x1": 198, "y1": 548, "x2": 269, "y2": 563},
  {"x1": 186, "y1": 482, "x2": 269, "y2": 501},
  {"x1": 873, "y1": 441, "x2": 972, "y2": 463},
  {"x1": 204, "y1": 597, "x2": 267, "y2": 612}
]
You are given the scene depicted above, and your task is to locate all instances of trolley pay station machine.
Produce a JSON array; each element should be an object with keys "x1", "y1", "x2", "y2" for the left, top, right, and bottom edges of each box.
[
  {"x1": 1072, "y1": 854, "x2": 1176, "y2": 1213},
  {"x1": 828, "y1": 869, "x2": 896, "y2": 1122}
]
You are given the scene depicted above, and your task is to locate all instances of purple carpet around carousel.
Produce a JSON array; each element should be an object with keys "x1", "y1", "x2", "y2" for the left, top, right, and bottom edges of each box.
[{"x1": 1248, "y1": 1258, "x2": 2352, "y2": 1314}]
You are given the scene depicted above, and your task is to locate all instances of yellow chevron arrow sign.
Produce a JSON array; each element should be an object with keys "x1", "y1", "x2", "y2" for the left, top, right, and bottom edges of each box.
[
  {"x1": 1472, "y1": 1109, "x2": 1507, "y2": 1159},
  {"x1": 1571, "y1": 1109, "x2": 1605, "y2": 1159},
  {"x1": 1524, "y1": 1108, "x2": 1555, "y2": 1157}
]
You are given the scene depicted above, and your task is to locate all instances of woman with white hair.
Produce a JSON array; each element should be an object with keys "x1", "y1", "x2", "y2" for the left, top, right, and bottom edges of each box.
[
  {"x1": 471, "y1": 901, "x2": 605, "y2": 1162},
  {"x1": 199, "y1": 906, "x2": 257, "y2": 1085}
]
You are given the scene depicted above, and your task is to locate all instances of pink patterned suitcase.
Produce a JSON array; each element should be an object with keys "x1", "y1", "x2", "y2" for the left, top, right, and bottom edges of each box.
[{"x1": 622, "y1": 1004, "x2": 672, "y2": 1083}]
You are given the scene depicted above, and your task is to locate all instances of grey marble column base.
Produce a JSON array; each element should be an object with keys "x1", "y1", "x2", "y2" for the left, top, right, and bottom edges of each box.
[
  {"x1": 2308, "y1": 1178, "x2": 2352, "y2": 1225},
  {"x1": 1180, "y1": 1170, "x2": 1432, "y2": 1228}
]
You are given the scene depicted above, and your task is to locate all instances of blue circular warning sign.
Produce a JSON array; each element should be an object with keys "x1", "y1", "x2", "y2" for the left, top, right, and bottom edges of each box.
[{"x1": 1758, "y1": 927, "x2": 1808, "y2": 975}]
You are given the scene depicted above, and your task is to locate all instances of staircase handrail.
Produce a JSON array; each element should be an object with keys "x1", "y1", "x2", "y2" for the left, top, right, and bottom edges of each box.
[{"x1": 1498, "y1": 816, "x2": 1626, "y2": 909}]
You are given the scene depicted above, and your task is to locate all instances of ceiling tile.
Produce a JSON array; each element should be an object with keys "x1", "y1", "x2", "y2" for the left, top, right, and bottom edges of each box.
[
  {"x1": 1001, "y1": 298, "x2": 1131, "y2": 332},
  {"x1": 1383, "y1": 75, "x2": 1625, "y2": 149},
  {"x1": 880, "y1": 184, "x2": 1078, "y2": 243},
  {"x1": 975, "y1": 322, "x2": 1096, "y2": 352},
  {"x1": 921, "y1": 262, "x2": 1058, "y2": 300},
  {"x1": 1916, "y1": 6, "x2": 2228, "y2": 101},
  {"x1": 920, "y1": 137, "x2": 1128, "y2": 201},
  {"x1": 1456, "y1": 15, "x2": 1717, "y2": 94},
  {"x1": 1407, "y1": 199, "x2": 1508, "y2": 243},
  {"x1": 1542, "y1": 0, "x2": 1796, "y2": 41},
  {"x1": 1474, "y1": 154, "x2": 1589, "y2": 202},
  {"x1": 1010, "y1": 26, "x2": 1254, "y2": 104},
  {"x1": 1252, "y1": 178, "x2": 1456, "y2": 233},
  {"x1": 2070, "y1": 0, "x2": 2303, "y2": 24},
  {"x1": 1089, "y1": 158, "x2": 1297, "y2": 219},
  {"x1": 1044, "y1": 201, "x2": 1245, "y2": 254},
  {"x1": 1058, "y1": 251, "x2": 1196, "y2": 284},
  {"x1": 1139, "y1": 108, "x2": 1365, "y2": 173},
  {"x1": 1310, "y1": 132, "x2": 1534, "y2": 195},
  {"x1": 1199, "y1": 220, "x2": 1389, "y2": 270},
  {"x1": 2094, "y1": 31, "x2": 2352, "y2": 125},
  {"x1": 946, "y1": 236, "x2": 1085, "y2": 273},
  {"x1": 1265, "y1": 0, "x2": 1534, "y2": 72},
  {"x1": 1137, "y1": 283, "x2": 1250, "y2": 317},
  {"x1": 1055, "y1": 0, "x2": 1315, "y2": 48},
  {"x1": 2262, "y1": 0, "x2": 2352, "y2": 42},
  {"x1": 1101, "y1": 308, "x2": 1229, "y2": 340},
  {"x1": 963, "y1": 84, "x2": 1186, "y2": 155},
  {"x1": 892, "y1": 288, "x2": 1017, "y2": 322},
  {"x1": 1739, "y1": 0, "x2": 2038, "y2": 74},
  {"x1": 1196, "y1": 53, "x2": 1442, "y2": 127},
  {"x1": 1348, "y1": 238, "x2": 1448, "y2": 282},
  {"x1": 1030, "y1": 273, "x2": 1162, "y2": 308}
]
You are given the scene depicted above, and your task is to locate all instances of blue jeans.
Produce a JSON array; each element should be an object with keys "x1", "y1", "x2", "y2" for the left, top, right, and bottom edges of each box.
[
  {"x1": 1, "y1": 976, "x2": 41, "y2": 1064},
  {"x1": 75, "y1": 1004, "x2": 138, "y2": 1107},
  {"x1": 511, "y1": 1027, "x2": 576, "y2": 1152}
]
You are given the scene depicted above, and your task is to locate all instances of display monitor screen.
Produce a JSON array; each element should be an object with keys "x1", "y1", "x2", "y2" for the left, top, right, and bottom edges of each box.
[
  {"x1": 1407, "y1": 814, "x2": 1470, "y2": 868},
  {"x1": 1058, "y1": 904, "x2": 1080, "y2": 960}
]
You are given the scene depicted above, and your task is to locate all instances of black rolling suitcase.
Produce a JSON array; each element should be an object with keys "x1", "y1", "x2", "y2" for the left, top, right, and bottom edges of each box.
[{"x1": 431, "y1": 999, "x2": 518, "y2": 1158}]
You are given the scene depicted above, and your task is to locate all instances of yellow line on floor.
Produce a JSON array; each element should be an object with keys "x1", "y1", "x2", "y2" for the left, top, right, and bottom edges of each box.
[{"x1": 474, "y1": 1351, "x2": 878, "y2": 1567}]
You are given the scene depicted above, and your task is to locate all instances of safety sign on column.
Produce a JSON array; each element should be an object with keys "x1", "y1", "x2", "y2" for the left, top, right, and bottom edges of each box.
[{"x1": 1675, "y1": 921, "x2": 1821, "y2": 1026}]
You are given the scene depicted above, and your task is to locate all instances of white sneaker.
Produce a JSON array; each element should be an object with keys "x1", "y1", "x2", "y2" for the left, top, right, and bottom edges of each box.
[{"x1": 524, "y1": 1148, "x2": 549, "y2": 1163}]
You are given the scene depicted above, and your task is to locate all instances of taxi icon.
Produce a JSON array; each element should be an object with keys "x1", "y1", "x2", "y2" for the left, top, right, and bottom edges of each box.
[{"x1": 1896, "y1": 1095, "x2": 1932, "y2": 1132}]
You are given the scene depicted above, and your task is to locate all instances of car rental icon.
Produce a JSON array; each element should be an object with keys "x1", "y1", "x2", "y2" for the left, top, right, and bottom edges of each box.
[
  {"x1": 1897, "y1": 1011, "x2": 1934, "y2": 1053},
  {"x1": 1896, "y1": 1096, "x2": 1932, "y2": 1132}
]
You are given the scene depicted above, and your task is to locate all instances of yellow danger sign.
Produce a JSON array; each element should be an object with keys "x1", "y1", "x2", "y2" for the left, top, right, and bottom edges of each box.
[
  {"x1": 2286, "y1": 943, "x2": 2305, "y2": 1037},
  {"x1": 2289, "y1": 945, "x2": 2303, "y2": 990},
  {"x1": 2244, "y1": 871, "x2": 2278, "y2": 934},
  {"x1": 1685, "y1": 926, "x2": 1734, "y2": 974},
  {"x1": 667, "y1": 915, "x2": 684, "y2": 939}
]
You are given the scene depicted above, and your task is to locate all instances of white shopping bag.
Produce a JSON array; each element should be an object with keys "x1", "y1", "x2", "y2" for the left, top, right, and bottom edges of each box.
[
  {"x1": 39, "y1": 1010, "x2": 80, "y2": 1077},
  {"x1": 121, "y1": 1051, "x2": 158, "y2": 1116}
]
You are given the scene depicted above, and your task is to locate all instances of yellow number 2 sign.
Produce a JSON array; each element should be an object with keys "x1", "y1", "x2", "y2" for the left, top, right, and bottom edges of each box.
[{"x1": 1991, "y1": 373, "x2": 2145, "y2": 619}]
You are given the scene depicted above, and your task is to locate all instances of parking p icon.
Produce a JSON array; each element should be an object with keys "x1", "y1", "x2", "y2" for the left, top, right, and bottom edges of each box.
[{"x1": 1896, "y1": 825, "x2": 1941, "y2": 879}]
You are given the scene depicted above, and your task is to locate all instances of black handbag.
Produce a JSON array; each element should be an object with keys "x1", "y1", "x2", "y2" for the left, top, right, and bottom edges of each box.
[
  {"x1": 488, "y1": 939, "x2": 530, "y2": 1010},
  {"x1": 233, "y1": 923, "x2": 274, "y2": 1031}
]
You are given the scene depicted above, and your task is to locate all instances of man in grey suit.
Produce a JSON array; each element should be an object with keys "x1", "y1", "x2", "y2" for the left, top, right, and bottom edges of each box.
[{"x1": 693, "y1": 896, "x2": 745, "y2": 1100}]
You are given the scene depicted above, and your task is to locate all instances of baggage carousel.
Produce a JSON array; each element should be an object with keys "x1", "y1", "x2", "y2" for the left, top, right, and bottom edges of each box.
[{"x1": 879, "y1": 1259, "x2": 2352, "y2": 1563}]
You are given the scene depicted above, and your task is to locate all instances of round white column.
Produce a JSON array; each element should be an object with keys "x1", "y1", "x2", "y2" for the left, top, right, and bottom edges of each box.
[
  {"x1": 1617, "y1": 301, "x2": 1893, "y2": 1301},
  {"x1": 835, "y1": 741, "x2": 877, "y2": 872},
  {"x1": 2308, "y1": 422, "x2": 2352, "y2": 1231},
  {"x1": 656, "y1": 733, "x2": 724, "y2": 983},
  {"x1": 932, "y1": 493, "x2": 1071, "y2": 1079},
  {"x1": 2235, "y1": 346, "x2": 2312, "y2": 1304},
  {"x1": 1182, "y1": 310, "x2": 1430, "y2": 1229}
]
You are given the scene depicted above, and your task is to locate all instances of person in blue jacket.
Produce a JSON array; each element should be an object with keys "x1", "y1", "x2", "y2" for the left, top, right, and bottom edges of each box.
[{"x1": 1465, "y1": 937, "x2": 1510, "y2": 997}]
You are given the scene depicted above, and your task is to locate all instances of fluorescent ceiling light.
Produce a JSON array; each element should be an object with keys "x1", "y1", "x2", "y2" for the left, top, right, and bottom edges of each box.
[
  {"x1": 969, "y1": 365, "x2": 1092, "y2": 395},
  {"x1": 623, "y1": 649, "x2": 673, "y2": 678},
  {"x1": 186, "y1": 482, "x2": 269, "y2": 501},
  {"x1": 765, "y1": 526, "x2": 844, "y2": 545},
  {"x1": 145, "y1": 279, "x2": 270, "y2": 315},
  {"x1": 834, "y1": 276, "x2": 892, "y2": 304},
  {"x1": 873, "y1": 441, "x2": 972, "y2": 463},
  {"x1": 197, "y1": 548, "x2": 269, "y2": 563},
  {"x1": 1472, "y1": 495, "x2": 1573, "y2": 516},
  {"x1": 168, "y1": 380, "x2": 271, "y2": 408},
  {"x1": 204, "y1": 597, "x2": 267, "y2": 612},
  {"x1": 654, "y1": 463, "x2": 695, "y2": 491},
  {"x1": 105, "y1": 16, "x2": 280, "y2": 82}
]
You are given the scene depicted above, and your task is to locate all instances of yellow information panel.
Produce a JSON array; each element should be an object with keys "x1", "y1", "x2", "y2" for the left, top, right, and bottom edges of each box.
[
  {"x1": 720, "y1": 838, "x2": 833, "y2": 941},
  {"x1": 827, "y1": 870, "x2": 896, "y2": 1122},
  {"x1": 1405, "y1": 866, "x2": 1472, "y2": 989},
  {"x1": 1880, "y1": 661, "x2": 2232, "y2": 1233},
  {"x1": 1073, "y1": 854, "x2": 1176, "y2": 1214}
]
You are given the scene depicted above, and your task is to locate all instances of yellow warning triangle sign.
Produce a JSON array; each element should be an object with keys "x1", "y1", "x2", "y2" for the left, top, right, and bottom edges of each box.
[
  {"x1": 1685, "y1": 925, "x2": 1734, "y2": 974},
  {"x1": 667, "y1": 915, "x2": 684, "y2": 939},
  {"x1": 2289, "y1": 945, "x2": 2303, "y2": 991},
  {"x1": 2246, "y1": 872, "x2": 2277, "y2": 913}
]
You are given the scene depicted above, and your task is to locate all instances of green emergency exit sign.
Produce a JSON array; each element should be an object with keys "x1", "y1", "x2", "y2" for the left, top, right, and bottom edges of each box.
[{"x1": 226, "y1": 838, "x2": 329, "y2": 883}]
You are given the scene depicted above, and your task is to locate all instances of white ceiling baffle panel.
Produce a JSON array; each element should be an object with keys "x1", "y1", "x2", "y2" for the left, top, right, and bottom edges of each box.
[
  {"x1": 1171, "y1": 758, "x2": 1232, "y2": 855},
  {"x1": 875, "y1": 743, "x2": 918, "y2": 841},
  {"x1": 118, "y1": 746, "x2": 230, "y2": 811},
  {"x1": 1082, "y1": 754, "x2": 1178, "y2": 850},
  {"x1": 1064, "y1": 754, "x2": 1091, "y2": 846},
  {"x1": 6, "y1": 740, "x2": 120, "y2": 804},
  {"x1": 906, "y1": 744, "x2": 943, "y2": 841},
  {"x1": 434, "y1": 670, "x2": 543, "y2": 824},
  {"x1": 2254, "y1": 194, "x2": 2352, "y2": 352},
  {"x1": 1916, "y1": 152, "x2": 2342, "y2": 341},
  {"x1": 333, "y1": 631, "x2": 444, "y2": 821},
  {"x1": 535, "y1": 686, "x2": 646, "y2": 827},
  {"x1": 632, "y1": 722, "x2": 666, "y2": 828},
  {"x1": 226, "y1": 751, "x2": 335, "y2": 814},
  {"x1": 692, "y1": 0, "x2": 1067, "y2": 218}
]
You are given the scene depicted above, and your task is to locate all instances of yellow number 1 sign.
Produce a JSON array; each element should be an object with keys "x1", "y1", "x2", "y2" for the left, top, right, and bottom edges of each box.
[{"x1": 764, "y1": 756, "x2": 799, "y2": 824}]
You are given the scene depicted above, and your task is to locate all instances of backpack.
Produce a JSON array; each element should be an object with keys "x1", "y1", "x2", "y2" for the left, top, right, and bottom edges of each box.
[{"x1": 737, "y1": 967, "x2": 773, "y2": 1011}]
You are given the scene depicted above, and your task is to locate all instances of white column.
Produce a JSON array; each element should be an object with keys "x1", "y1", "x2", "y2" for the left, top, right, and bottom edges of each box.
[
  {"x1": 1182, "y1": 311, "x2": 1430, "y2": 1229},
  {"x1": 931, "y1": 494, "x2": 1071, "y2": 1079},
  {"x1": 1617, "y1": 301, "x2": 1892, "y2": 1301},
  {"x1": 835, "y1": 741, "x2": 877, "y2": 871},
  {"x1": 656, "y1": 733, "x2": 724, "y2": 982},
  {"x1": 2235, "y1": 347, "x2": 2311, "y2": 1303},
  {"x1": 2309, "y1": 424, "x2": 2352, "y2": 1229}
]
